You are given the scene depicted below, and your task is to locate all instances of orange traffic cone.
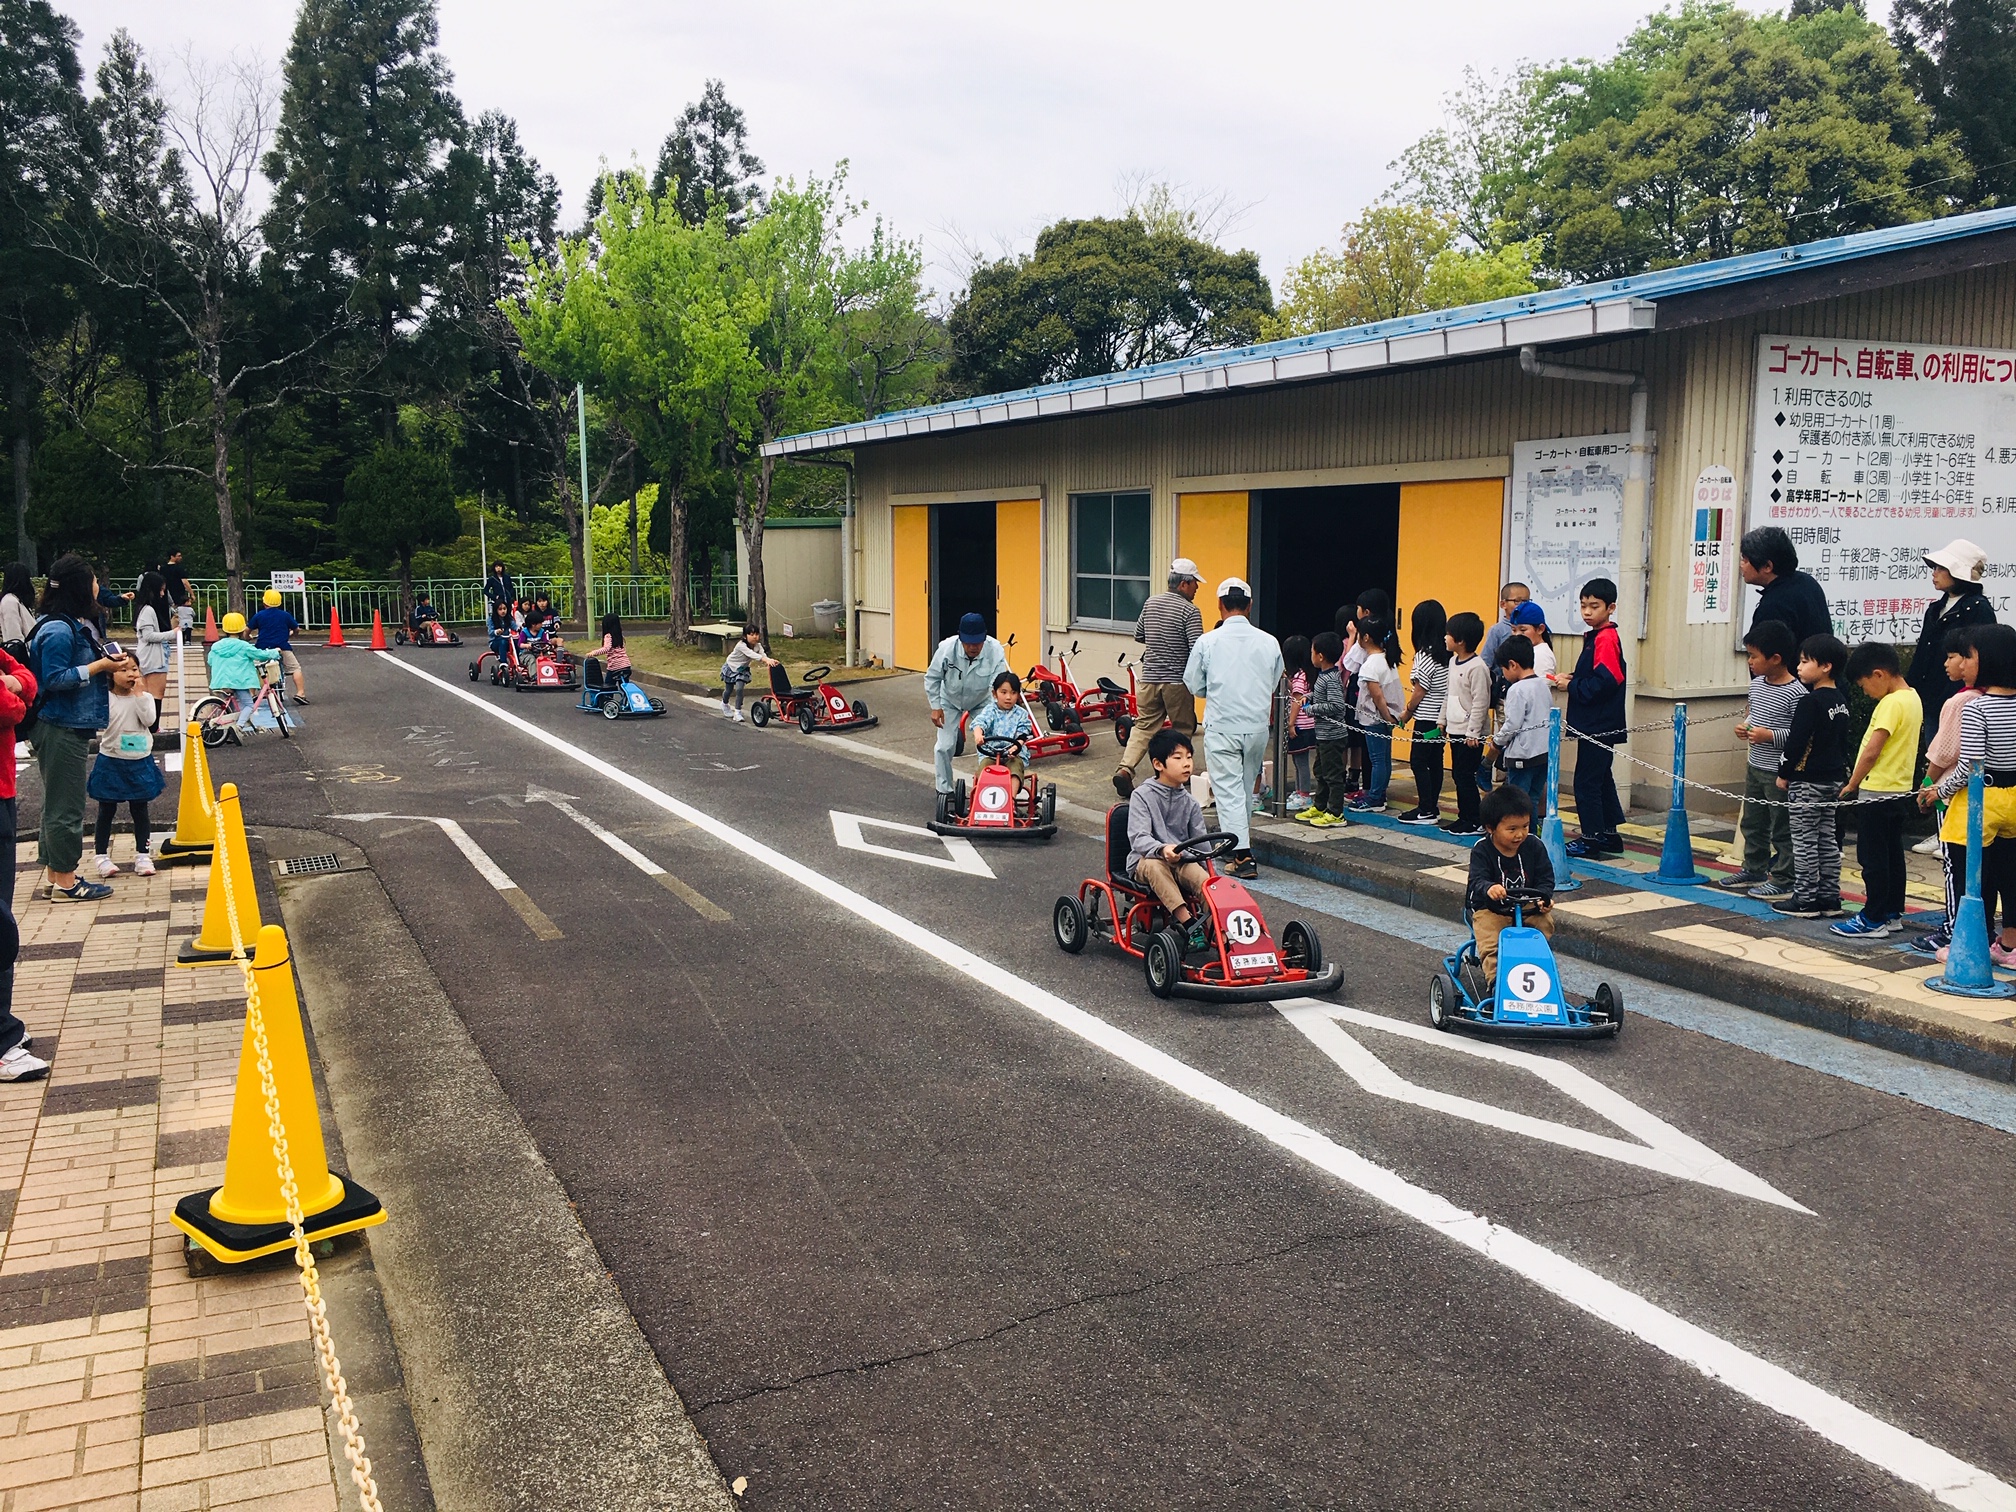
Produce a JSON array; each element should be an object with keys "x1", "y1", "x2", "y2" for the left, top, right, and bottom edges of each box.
[
  {"x1": 326, "y1": 606, "x2": 346, "y2": 648},
  {"x1": 369, "y1": 609, "x2": 388, "y2": 650},
  {"x1": 202, "y1": 606, "x2": 220, "y2": 645}
]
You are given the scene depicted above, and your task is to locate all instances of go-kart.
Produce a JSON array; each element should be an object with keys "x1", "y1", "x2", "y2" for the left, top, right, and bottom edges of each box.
[
  {"x1": 749, "y1": 662, "x2": 877, "y2": 733},
  {"x1": 1028, "y1": 641, "x2": 1137, "y2": 740},
  {"x1": 576, "y1": 660, "x2": 666, "y2": 719},
  {"x1": 1429, "y1": 886, "x2": 1622, "y2": 1038},
  {"x1": 1053, "y1": 808, "x2": 1343, "y2": 1002},
  {"x1": 394, "y1": 620, "x2": 462, "y2": 647},
  {"x1": 469, "y1": 635, "x2": 578, "y2": 691},
  {"x1": 929, "y1": 735, "x2": 1056, "y2": 841}
]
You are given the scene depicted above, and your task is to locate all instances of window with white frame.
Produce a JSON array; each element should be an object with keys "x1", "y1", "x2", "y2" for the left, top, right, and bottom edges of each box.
[{"x1": 1072, "y1": 491, "x2": 1152, "y2": 629}]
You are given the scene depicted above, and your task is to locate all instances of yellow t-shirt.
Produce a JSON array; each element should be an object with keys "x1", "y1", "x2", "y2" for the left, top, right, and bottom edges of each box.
[{"x1": 1860, "y1": 687, "x2": 1923, "y2": 793}]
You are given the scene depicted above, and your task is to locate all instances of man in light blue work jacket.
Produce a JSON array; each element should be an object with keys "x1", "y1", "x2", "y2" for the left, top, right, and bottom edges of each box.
[
  {"x1": 924, "y1": 612, "x2": 1010, "y2": 793},
  {"x1": 1183, "y1": 577, "x2": 1283, "y2": 878}
]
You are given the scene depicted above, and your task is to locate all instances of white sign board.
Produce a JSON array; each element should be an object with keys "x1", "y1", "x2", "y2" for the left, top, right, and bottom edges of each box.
[
  {"x1": 1686, "y1": 466, "x2": 1738, "y2": 624},
  {"x1": 1747, "y1": 334, "x2": 2016, "y2": 641},
  {"x1": 270, "y1": 571, "x2": 306, "y2": 593},
  {"x1": 1508, "y1": 434, "x2": 1653, "y2": 636}
]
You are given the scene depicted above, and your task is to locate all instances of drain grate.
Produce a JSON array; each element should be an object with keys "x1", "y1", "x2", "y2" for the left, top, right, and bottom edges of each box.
[{"x1": 275, "y1": 852, "x2": 342, "y2": 876}]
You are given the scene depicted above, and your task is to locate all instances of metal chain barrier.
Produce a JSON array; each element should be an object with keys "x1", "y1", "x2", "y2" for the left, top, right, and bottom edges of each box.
[{"x1": 210, "y1": 844, "x2": 384, "y2": 1511}]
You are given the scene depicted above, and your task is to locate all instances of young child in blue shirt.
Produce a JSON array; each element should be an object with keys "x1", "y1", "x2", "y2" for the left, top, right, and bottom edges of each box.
[{"x1": 968, "y1": 671, "x2": 1036, "y2": 778}]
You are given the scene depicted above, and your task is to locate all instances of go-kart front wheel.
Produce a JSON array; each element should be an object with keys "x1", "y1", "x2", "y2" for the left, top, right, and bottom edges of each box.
[
  {"x1": 1429, "y1": 971, "x2": 1459, "y2": 1030},
  {"x1": 1053, "y1": 896, "x2": 1088, "y2": 954},
  {"x1": 1595, "y1": 982, "x2": 1624, "y2": 1037},
  {"x1": 749, "y1": 700, "x2": 770, "y2": 728},
  {"x1": 1039, "y1": 785, "x2": 1057, "y2": 827},
  {"x1": 852, "y1": 699, "x2": 869, "y2": 720},
  {"x1": 798, "y1": 704, "x2": 817, "y2": 734},
  {"x1": 934, "y1": 790, "x2": 954, "y2": 825},
  {"x1": 1144, "y1": 929, "x2": 1183, "y2": 998},
  {"x1": 1281, "y1": 920, "x2": 1323, "y2": 977},
  {"x1": 599, "y1": 692, "x2": 622, "y2": 720}
]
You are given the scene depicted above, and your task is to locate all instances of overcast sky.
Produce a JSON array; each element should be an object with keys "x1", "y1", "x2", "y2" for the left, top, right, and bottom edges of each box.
[{"x1": 58, "y1": 0, "x2": 1898, "y2": 296}]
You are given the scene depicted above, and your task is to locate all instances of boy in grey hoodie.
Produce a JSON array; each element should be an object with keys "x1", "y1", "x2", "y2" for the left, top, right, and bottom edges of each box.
[
  {"x1": 1127, "y1": 728, "x2": 1212, "y2": 953},
  {"x1": 1301, "y1": 630, "x2": 1353, "y2": 825}
]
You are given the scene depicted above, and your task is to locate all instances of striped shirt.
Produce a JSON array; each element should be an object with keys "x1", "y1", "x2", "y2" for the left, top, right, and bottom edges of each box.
[
  {"x1": 1745, "y1": 674, "x2": 1806, "y2": 771},
  {"x1": 1410, "y1": 651, "x2": 1447, "y2": 725},
  {"x1": 1133, "y1": 591, "x2": 1204, "y2": 684},
  {"x1": 1936, "y1": 692, "x2": 2016, "y2": 798}
]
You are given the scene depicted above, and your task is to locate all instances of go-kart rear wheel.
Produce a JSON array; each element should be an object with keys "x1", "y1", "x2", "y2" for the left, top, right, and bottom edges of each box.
[
  {"x1": 1039, "y1": 785, "x2": 1057, "y2": 826},
  {"x1": 1144, "y1": 930, "x2": 1183, "y2": 998},
  {"x1": 1429, "y1": 971, "x2": 1458, "y2": 1030},
  {"x1": 749, "y1": 700, "x2": 769, "y2": 728},
  {"x1": 393, "y1": 630, "x2": 407, "y2": 645},
  {"x1": 1044, "y1": 698, "x2": 1070, "y2": 733},
  {"x1": 852, "y1": 699, "x2": 868, "y2": 719},
  {"x1": 934, "y1": 790, "x2": 953, "y2": 825},
  {"x1": 648, "y1": 697, "x2": 667, "y2": 714},
  {"x1": 599, "y1": 692, "x2": 622, "y2": 720},
  {"x1": 1595, "y1": 982, "x2": 1624, "y2": 1037},
  {"x1": 1281, "y1": 920, "x2": 1322, "y2": 976},
  {"x1": 1053, "y1": 896, "x2": 1088, "y2": 954},
  {"x1": 953, "y1": 778, "x2": 967, "y2": 820},
  {"x1": 798, "y1": 704, "x2": 817, "y2": 734}
]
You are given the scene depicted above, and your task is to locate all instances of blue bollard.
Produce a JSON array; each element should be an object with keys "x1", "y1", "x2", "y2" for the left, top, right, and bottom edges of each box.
[
  {"x1": 1540, "y1": 707, "x2": 1582, "y2": 892},
  {"x1": 1927, "y1": 769, "x2": 2016, "y2": 998},
  {"x1": 1655, "y1": 702, "x2": 1708, "y2": 883}
]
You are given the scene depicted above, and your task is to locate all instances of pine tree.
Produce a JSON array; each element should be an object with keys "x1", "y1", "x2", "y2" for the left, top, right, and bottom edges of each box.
[
  {"x1": 650, "y1": 80, "x2": 766, "y2": 231},
  {"x1": 1893, "y1": 0, "x2": 2016, "y2": 203}
]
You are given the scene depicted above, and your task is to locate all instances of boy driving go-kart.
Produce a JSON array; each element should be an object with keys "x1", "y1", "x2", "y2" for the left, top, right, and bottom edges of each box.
[{"x1": 1127, "y1": 728, "x2": 1215, "y2": 957}]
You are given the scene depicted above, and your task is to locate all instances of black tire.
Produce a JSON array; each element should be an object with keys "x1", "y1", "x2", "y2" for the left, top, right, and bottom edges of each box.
[
  {"x1": 1144, "y1": 930, "x2": 1183, "y2": 998},
  {"x1": 852, "y1": 699, "x2": 869, "y2": 719},
  {"x1": 191, "y1": 696, "x2": 230, "y2": 748},
  {"x1": 468, "y1": 661, "x2": 480, "y2": 681},
  {"x1": 272, "y1": 696, "x2": 291, "y2": 739},
  {"x1": 1115, "y1": 714, "x2": 1134, "y2": 747},
  {"x1": 953, "y1": 721, "x2": 966, "y2": 758},
  {"x1": 447, "y1": 633, "x2": 462, "y2": 646},
  {"x1": 1595, "y1": 982, "x2": 1624, "y2": 1037},
  {"x1": 1044, "y1": 698, "x2": 1069, "y2": 733},
  {"x1": 1281, "y1": 920, "x2": 1322, "y2": 975},
  {"x1": 935, "y1": 790, "x2": 953, "y2": 825},
  {"x1": 599, "y1": 692, "x2": 622, "y2": 720},
  {"x1": 953, "y1": 778, "x2": 968, "y2": 819},
  {"x1": 1053, "y1": 896, "x2": 1088, "y2": 953},
  {"x1": 393, "y1": 630, "x2": 407, "y2": 645},
  {"x1": 1429, "y1": 972, "x2": 1457, "y2": 1030},
  {"x1": 749, "y1": 700, "x2": 769, "y2": 727},
  {"x1": 1060, "y1": 707, "x2": 1084, "y2": 734},
  {"x1": 648, "y1": 698, "x2": 667, "y2": 714},
  {"x1": 1039, "y1": 785, "x2": 1057, "y2": 826},
  {"x1": 798, "y1": 703, "x2": 817, "y2": 734}
]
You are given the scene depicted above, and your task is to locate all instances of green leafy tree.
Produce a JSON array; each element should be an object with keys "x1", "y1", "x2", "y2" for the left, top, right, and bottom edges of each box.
[
  {"x1": 941, "y1": 215, "x2": 1273, "y2": 397},
  {"x1": 1892, "y1": 0, "x2": 2016, "y2": 203},
  {"x1": 339, "y1": 440, "x2": 459, "y2": 614},
  {"x1": 1263, "y1": 206, "x2": 1542, "y2": 339}
]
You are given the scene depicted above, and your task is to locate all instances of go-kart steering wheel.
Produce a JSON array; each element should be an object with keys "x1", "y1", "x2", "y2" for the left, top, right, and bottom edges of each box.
[
  {"x1": 1171, "y1": 831, "x2": 1242, "y2": 861},
  {"x1": 977, "y1": 735, "x2": 1026, "y2": 759},
  {"x1": 801, "y1": 665, "x2": 832, "y2": 683}
]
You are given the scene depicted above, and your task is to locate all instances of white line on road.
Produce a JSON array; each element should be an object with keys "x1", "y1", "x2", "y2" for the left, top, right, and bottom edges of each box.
[
  {"x1": 372, "y1": 652, "x2": 2015, "y2": 1512},
  {"x1": 331, "y1": 811, "x2": 563, "y2": 940},
  {"x1": 1277, "y1": 1002, "x2": 1809, "y2": 1212},
  {"x1": 830, "y1": 810, "x2": 993, "y2": 877},
  {"x1": 525, "y1": 784, "x2": 729, "y2": 920}
]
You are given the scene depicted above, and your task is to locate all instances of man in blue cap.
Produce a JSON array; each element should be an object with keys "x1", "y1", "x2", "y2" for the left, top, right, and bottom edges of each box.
[{"x1": 924, "y1": 612, "x2": 1010, "y2": 795}]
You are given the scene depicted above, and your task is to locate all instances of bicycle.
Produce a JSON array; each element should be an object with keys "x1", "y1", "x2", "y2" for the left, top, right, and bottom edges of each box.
[{"x1": 191, "y1": 664, "x2": 291, "y2": 747}]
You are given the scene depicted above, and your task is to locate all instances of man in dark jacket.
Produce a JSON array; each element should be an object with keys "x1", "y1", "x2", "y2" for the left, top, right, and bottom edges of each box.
[
  {"x1": 1907, "y1": 538, "x2": 1996, "y2": 732},
  {"x1": 1742, "y1": 526, "x2": 1832, "y2": 645}
]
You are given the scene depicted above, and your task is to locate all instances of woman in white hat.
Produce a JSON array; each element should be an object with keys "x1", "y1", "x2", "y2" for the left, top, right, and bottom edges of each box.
[{"x1": 1909, "y1": 539, "x2": 1996, "y2": 729}]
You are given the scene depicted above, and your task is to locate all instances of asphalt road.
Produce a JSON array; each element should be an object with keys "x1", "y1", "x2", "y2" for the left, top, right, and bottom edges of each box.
[{"x1": 229, "y1": 647, "x2": 2016, "y2": 1511}]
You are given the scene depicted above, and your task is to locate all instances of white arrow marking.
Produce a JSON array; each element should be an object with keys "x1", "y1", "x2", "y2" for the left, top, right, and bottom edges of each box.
[
  {"x1": 829, "y1": 810, "x2": 993, "y2": 878},
  {"x1": 1277, "y1": 1001, "x2": 1809, "y2": 1212},
  {"x1": 525, "y1": 784, "x2": 728, "y2": 920}
]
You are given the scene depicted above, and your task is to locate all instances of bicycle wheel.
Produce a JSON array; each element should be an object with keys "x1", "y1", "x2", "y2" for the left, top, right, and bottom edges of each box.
[
  {"x1": 191, "y1": 696, "x2": 231, "y2": 748},
  {"x1": 270, "y1": 691, "x2": 291, "y2": 739}
]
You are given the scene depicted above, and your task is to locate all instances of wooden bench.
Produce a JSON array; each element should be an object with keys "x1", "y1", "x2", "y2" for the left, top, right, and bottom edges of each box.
[{"x1": 691, "y1": 621, "x2": 743, "y2": 653}]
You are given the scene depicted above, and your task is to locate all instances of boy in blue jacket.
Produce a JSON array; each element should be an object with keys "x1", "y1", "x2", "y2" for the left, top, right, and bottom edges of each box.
[{"x1": 1565, "y1": 577, "x2": 1627, "y2": 859}]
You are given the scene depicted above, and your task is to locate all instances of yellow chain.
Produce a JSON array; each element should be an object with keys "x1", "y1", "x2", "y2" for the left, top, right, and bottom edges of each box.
[{"x1": 210, "y1": 841, "x2": 384, "y2": 1512}]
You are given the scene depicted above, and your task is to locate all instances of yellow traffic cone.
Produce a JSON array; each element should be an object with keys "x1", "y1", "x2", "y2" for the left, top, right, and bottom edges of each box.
[
  {"x1": 177, "y1": 783, "x2": 260, "y2": 966},
  {"x1": 172, "y1": 925, "x2": 386, "y2": 1264},
  {"x1": 156, "y1": 722, "x2": 217, "y2": 864}
]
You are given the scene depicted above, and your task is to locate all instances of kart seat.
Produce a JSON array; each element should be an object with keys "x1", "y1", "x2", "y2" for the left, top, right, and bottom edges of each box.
[
  {"x1": 768, "y1": 664, "x2": 818, "y2": 700},
  {"x1": 1106, "y1": 804, "x2": 1149, "y2": 895},
  {"x1": 1096, "y1": 676, "x2": 1127, "y2": 696}
]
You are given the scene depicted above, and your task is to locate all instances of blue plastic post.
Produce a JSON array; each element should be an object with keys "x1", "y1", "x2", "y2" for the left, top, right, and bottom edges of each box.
[
  {"x1": 1540, "y1": 707, "x2": 1581, "y2": 892},
  {"x1": 1655, "y1": 702, "x2": 1707, "y2": 884},
  {"x1": 1928, "y1": 770, "x2": 2016, "y2": 998}
]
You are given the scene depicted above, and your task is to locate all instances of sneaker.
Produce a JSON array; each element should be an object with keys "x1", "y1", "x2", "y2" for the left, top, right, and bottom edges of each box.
[
  {"x1": 0, "y1": 1045, "x2": 49, "y2": 1083},
  {"x1": 1112, "y1": 768, "x2": 1135, "y2": 799},
  {"x1": 1306, "y1": 811, "x2": 1346, "y2": 829},
  {"x1": 132, "y1": 853, "x2": 156, "y2": 877},
  {"x1": 293, "y1": 694, "x2": 310, "y2": 706},
  {"x1": 1829, "y1": 912, "x2": 1899, "y2": 939},
  {"x1": 732, "y1": 709, "x2": 745, "y2": 723},
  {"x1": 1340, "y1": 789, "x2": 1365, "y2": 805},
  {"x1": 49, "y1": 878, "x2": 112, "y2": 903},
  {"x1": 1717, "y1": 870, "x2": 1768, "y2": 891},
  {"x1": 1397, "y1": 810, "x2": 1441, "y2": 826},
  {"x1": 1286, "y1": 792, "x2": 1312, "y2": 814},
  {"x1": 1748, "y1": 882, "x2": 1796, "y2": 901},
  {"x1": 1816, "y1": 900, "x2": 1846, "y2": 918},
  {"x1": 718, "y1": 703, "x2": 735, "y2": 719},
  {"x1": 1441, "y1": 822, "x2": 1484, "y2": 836},
  {"x1": 1911, "y1": 833, "x2": 1943, "y2": 855},
  {"x1": 1771, "y1": 898, "x2": 1826, "y2": 918},
  {"x1": 1226, "y1": 853, "x2": 1259, "y2": 880},
  {"x1": 1250, "y1": 795, "x2": 1269, "y2": 815},
  {"x1": 1935, "y1": 945, "x2": 1951, "y2": 963},
  {"x1": 1346, "y1": 797, "x2": 1382, "y2": 813},
  {"x1": 1906, "y1": 930, "x2": 1951, "y2": 956},
  {"x1": 1183, "y1": 917, "x2": 1213, "y2": 957},
  {"x1": 1993, "y1": 941, "x2": 2016, "y2": 968},
  {"x1": 1293, "y1": 808, "x2": 1331, "y2": 825},
  {"x1": 1565, "y1": 837, "x2": 1622, "y2": 859},
  {"x1": 91, "y1": 854, "x2": 117, "y2": 878}
]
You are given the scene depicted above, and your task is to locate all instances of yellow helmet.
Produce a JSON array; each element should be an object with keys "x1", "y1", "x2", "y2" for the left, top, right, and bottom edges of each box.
[
  {"x1": 262, "y1": 589, "x2": 282, "y2": 607},
  {"x1": 221, "y1": 611, "x2": 246, "y2": 633}
]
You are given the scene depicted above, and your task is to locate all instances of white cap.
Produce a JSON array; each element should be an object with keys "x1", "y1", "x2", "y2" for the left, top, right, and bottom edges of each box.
[
  {"x1": 1217, "y1": 576, "x2": 1252, "y2": 601},
  {"x1": 1924, "y1": 538, "x2": 1987, "y2": 585},
  {"x1": 1169, "y1": 557, "x2": 1201, "y2": 582}
]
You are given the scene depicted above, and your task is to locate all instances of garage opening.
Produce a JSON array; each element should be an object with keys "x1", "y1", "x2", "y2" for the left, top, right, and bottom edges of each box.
[
  {"x1": 1251, "y1": 485, "x2": 1401, "y2": 638},
  {"x1": 932, "y1": 500, "x2": 996, "y2": 645}
]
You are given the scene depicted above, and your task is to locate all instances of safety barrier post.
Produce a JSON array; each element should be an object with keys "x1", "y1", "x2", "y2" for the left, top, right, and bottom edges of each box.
[
  {"x1": 1927, "y1": 770, "x2": 2016, "y2": 999},
  {"x1": 1655, "y1": 701, "x2": 1708, "y2": 884},
  {"x1": 1541, "y1": 707, "x2": 1581, "y2": 892}
]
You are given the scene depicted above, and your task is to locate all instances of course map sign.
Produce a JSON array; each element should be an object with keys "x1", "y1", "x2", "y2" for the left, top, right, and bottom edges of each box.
[
  {"x1": 1508, "y1": 433, "x2": 1654, "y2": 637},
  {"x1": 1747, "y1": 334, "x2": 2016, "y2": 641}
]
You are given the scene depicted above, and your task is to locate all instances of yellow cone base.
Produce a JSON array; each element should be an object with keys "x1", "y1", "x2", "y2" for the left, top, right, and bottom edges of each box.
[{"x1": 171, "y1": 1174, "x2": 385, "y2": 1264}]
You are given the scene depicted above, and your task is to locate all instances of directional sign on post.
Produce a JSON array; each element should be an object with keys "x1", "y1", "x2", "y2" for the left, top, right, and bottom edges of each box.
[{"x1": 270, "y1": 571, "x2": 306, "y2": 592}]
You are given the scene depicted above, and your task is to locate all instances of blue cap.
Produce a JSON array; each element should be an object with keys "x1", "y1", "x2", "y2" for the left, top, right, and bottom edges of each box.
[
  {"x1": 1511, "y1": 601, "x2": 1549, "y2": 628},
  {"x1": 958, "y1": 612, "x2": 987, "y2": 645}
]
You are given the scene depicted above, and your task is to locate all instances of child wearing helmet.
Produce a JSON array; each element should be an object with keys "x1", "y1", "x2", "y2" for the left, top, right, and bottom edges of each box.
[
  {"x1": 251, "y1": 589, "x2": 307, "y2": 703},
  {"x1": 207, "y1": 612, "x2": 281, "y2": 739}
]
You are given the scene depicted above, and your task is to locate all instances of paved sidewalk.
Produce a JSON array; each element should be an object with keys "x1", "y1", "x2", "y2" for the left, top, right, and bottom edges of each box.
[{"x1": 0, "y1": 842, "x2": 384, "y2": 1512}]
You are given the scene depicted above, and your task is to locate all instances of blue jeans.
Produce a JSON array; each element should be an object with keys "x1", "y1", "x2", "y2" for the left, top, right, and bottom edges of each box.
[
  {"x1": 1505, "y1": 760, "x2": 1548, "y2": 819},
  {"x1": 1363, "y1": 724, "x2": 1393, "y2": 804}
]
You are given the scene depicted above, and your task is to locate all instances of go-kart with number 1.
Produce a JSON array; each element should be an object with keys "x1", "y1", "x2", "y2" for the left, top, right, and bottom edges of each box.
[
  {"x1": 929, "y1": 736, "x2": 1056, "y2": 840},
  {"x1": 1054, "y1": 809, "x2": 1342, "y2": 1002},
  {"x1": 1429, "y1": 885, "x2": 1622, "y2": 1038}
]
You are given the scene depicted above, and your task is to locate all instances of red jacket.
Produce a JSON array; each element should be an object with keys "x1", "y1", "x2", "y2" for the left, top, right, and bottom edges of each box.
[{"x1": 0, "y1": 647, "x2": 38, "y2": 801}]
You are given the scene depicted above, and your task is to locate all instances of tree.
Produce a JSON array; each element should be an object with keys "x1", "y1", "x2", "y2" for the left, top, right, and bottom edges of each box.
[
  {"x1": 650, "y1": 80, "x2": 765, "y2": 230},
  {"x1": 1263, "y1": 206, "x2": 1542, "y2": 338},
  {"x1": 941, "y1": 216, "x2": 1273, "y2": 397},
  {"x1": 339, "y1": 440, "x2": 458, "y2": 614},
  {"x1": 1892, "y1": 0, "x2": 2016, "y2": 204}
]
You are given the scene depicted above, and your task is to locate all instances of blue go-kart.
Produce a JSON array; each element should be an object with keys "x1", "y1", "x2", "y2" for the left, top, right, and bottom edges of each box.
[
  {"x1": 1429, "y1": 886, "x2": 1622, "y2": 1039},
  {"x1": 575, "y1": 661, "x2": 667, "y2": 720}
]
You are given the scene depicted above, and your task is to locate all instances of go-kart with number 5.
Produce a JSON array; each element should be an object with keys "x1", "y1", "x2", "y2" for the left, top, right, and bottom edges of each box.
[
  {"x1": 1430, "y1": 885, "x2": 1622, "y2": 1038},
  {"x1": 929, "y1": 735, "x2": 1057, "y2": 840},
  {"x1": 1054, "y1": 808, "x2": 1342, "y2": 1002}
]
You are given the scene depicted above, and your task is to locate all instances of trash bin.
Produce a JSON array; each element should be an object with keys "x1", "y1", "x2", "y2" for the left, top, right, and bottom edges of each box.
[{"x1": 811, "y1": 599, "x2": 843, "y2": 636}]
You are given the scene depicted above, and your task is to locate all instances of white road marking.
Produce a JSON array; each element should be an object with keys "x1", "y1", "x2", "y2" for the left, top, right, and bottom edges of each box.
[
  {"x1": 524, "y1": 784, "x2": 729, "y2": 920},
  {"x1": 372, "y1": 652, "x2": 2015, "y2": 1512},
  {"x1": 1277, "y1": 1002, "x2": 1808, "y2": 1212},
  {"x1": 830, "y1": 810, "x2": 994, "y2": 878},
  {"x1": 330, "y1": 810, "x2": 562, "y2": 939}
]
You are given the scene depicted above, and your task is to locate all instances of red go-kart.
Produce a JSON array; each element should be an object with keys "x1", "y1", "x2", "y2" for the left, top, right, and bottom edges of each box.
[
  {"x1": 395, "y1": 620, "x2": 462, "y2": 647},
  {"x1": 1053, "y1": 808, "x2": 1342, "y2": 1001},
  {"x1": 469, "y1": 635, "x2": 578, "y2": 691},
  {"x1": 1028, "y1": 642, "x2": 1137, "y2": 742},
  {"x1": 749, "y1": 663, "x2": 878, "y2": 733},
  {"x1": 929, "y1": 735, "x2": 1057, "y2": 841}
]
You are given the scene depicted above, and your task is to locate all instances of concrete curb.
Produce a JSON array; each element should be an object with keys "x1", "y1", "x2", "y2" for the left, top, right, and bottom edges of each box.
[{"x1": 1250, "y1": 826, "x2": 2016, "y2": 1084}]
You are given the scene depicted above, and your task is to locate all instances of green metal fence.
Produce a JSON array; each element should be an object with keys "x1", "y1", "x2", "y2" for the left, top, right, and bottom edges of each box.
[{"x1": 175, "y1": 572, "x2": 741, "y2": 629}]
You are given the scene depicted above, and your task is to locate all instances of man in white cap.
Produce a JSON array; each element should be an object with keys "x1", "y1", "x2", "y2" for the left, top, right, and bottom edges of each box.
[
  {"x1": 1113, "y1": 559, "x2": 1205, "y2": 797},
  {"x1": 1183, "y1": 577, "x2": 1283, "y2": 879}
]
